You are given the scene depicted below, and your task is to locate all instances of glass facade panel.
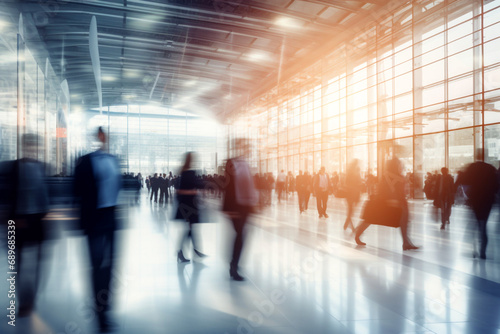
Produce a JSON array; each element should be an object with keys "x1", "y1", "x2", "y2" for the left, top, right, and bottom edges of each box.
[
  {"x1": 230, "y1": 0, "x2": 499, "y2": 198},
  {"x1": 449, "y1": 128, "x2": 474, "y2": 173}
]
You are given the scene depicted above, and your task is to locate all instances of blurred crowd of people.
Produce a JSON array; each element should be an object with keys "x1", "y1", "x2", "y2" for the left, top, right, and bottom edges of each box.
[{"x1": 1, "y1": 129, "x2": 499, "y2": 332}]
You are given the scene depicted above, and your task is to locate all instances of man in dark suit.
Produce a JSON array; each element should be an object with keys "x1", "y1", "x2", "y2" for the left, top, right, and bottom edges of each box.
[
  {"x1": 433, "y1": 167, "x2": 455, "y2": 230},
  {"x1": 314, "y1": 166, "x2": 330, "y2": 218},
  {"x1": 0, "y1": 133, "x2": 49, "y2": 317},
  {"x1": 462, "y1": 150, "x2": 498, "y2": 259},
  {"x1": 222, "y1": 138, "x2": 258, "y2": 281},
  {"x1": 150, "y1": 173, "x2": 159, "y2": 202},
  {"x1": 74, "y1": 127, "x2": 121, "y2": 332}
]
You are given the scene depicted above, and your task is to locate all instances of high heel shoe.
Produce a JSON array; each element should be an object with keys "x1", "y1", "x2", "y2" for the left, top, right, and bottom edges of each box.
[{"x1": 177, "y1": 250, "x2": 190, "y2": 263}]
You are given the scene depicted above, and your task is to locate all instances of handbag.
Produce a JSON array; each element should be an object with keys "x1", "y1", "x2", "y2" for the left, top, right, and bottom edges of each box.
[{"x1": 361, "y1": 197, "x2": 402, "y2": 228}]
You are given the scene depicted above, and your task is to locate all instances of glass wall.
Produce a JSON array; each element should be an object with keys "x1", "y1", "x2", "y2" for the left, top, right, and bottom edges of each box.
[
  {"x1": 232, "y1": 0, "x2": 500, "y2": 198},
  {"x1": 73, "y1": 105, "x2": 225, "y2": 176},
  {"x1": 0, "y1": 10, "x2": 66, "y2": 175}
]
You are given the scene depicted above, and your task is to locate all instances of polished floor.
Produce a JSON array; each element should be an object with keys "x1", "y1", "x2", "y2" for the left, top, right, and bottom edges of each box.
[{"x1": 1, "y1": 190, "x2": 500, "y2": 334}]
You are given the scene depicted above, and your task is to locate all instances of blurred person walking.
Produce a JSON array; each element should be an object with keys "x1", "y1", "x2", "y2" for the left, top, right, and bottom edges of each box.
[
  {"x1": 150, "y1": 173, "x2": 159, "y2": 203},
  {"x1": 287, "y1": 171, "x2": 295, "y2": 198},
  {"x1": 433, "y1": 167, "x2": 455, "y2": 230},
  {"x1": 276, "y1": 170, "x2": 286, "y2": 203},
  {"x1": 0, "y1": 133, "x2": 50, "y2": 317},
  {"x1": 461, "y1": 150, "x2": 498, "y2": 259},
  {"x1": 135, "y1": 173, "x2": 142, "y2": 203},
  {"x1": 74, "y1": 127, "x2": 122, "y2": 332},
  {"x1": 355, "y1": 157, "x2": 419, "y2": 250},
  {"x1": 145, "y1": 176, "x2": 151, "y2": 195},
  {"x1": 266, "y1": 172, "x2": 275, "y2": 206},
  {"x1": 303, "y1": 171, "x2": 313, "y2": 211},
  {"x1": 174, "y1": 152, "x2": 206, "y2": 263},
  {"x1": 296, "y1": 170, "x2": 306, "y2": 213},
  {"x1": 344, "y1": 160, "x2": 363, "y2": 232},
  {"x1": 314, "y1": 167, "x2": 330, "y2": 218},
  {"x1": 158, "y1": 173, "x2": 165, "y2": 204},
  {"x1": 223, "y1": 139, "x2": 258, "y2": 281}
]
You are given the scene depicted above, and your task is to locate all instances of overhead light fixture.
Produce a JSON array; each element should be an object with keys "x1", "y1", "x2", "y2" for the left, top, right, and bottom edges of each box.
[
  {"x1": 123, "y1": 69, "x2": 140, "y2": 78},
  {"x1": 72, "y1": 105, "x2": 83, "y2": 113},
  {"x1": 102, "y1": 76, "x2": 116, "y2": 82},
  {"x1": 275, "y1": 17, "x2": 301, "y2": 29},
  {"x1": 0, "y1": 20, "x2": 8, "y2": 31},
  {"x1": 246, "y1": 51, "x2": 269, "y2": 62},
  {"x1": 123, "y1": 94, "x2": 137, "y2": 100},
  {"x1": 0, "y1": 53, "x2": 19, "y2": 64},
  {"x1": 184, "y1": 80, "x2": 197, "y2": 87}
]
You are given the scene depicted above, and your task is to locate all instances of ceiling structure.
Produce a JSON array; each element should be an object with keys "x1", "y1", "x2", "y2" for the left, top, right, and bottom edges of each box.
[{"x1": 11, "y1": 0, "x2": 393, "y2": 120}]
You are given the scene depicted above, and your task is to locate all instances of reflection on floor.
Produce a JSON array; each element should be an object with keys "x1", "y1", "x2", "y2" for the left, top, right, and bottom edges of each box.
[{"x1": 1, "y1": 191, "x2": 500, "y2": 333}]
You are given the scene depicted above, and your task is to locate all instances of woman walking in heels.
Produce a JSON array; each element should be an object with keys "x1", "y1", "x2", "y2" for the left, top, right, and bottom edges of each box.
[
  {"x1": 175, "y1": 152, "x2": 207, "y2": 263},
  {"x1": 355, "y1": 157, "x2": 419, "y2": 251}
]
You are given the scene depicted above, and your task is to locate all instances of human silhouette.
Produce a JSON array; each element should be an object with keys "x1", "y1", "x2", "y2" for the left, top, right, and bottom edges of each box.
[
  {"x1": 276, "y1": 169, "x2": 286, "y2": 203},
  {"x1": 150, "y1": 173, "x2": 159, "y2": 202},
  {"x1": 344, "y1": 159, "x2": 363, "y2": 232},
  {"x1": 0, "y1": 133, "x2": 50, "y2": 317},
  {"x1": 222, "y1": 139, "x2": 258, "y2": 281},
  {"x1": 460, "y1": 150, "x2": 498, "y2": 259},
  {"x1": 74, "y1": 127, "x2": 122, "y2": 332},
  {"x1": 314, "y1": 166, "x2": 330, "y2": 218},
  {"x1": 174, "y1": 152, "x2": 206, "y2": 263},
  {"x1": 355, "y1": 157, "x2": 419, "y2": 250},
  {"x1": 296, "y1": 170, "x2": 306, "y2": 213},
  {"x1": 433, "y1": 167, "x2": 455, "y2": 230}
]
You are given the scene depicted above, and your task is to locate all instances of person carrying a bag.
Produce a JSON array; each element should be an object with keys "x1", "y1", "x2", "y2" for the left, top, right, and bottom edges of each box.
[{"x1": 354, "y1": 157, "x2": 419, "y2": 250}]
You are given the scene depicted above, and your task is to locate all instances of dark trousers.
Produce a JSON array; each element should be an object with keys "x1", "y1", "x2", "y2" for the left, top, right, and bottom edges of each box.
[
  {"x1": 472, "y1": 204, "x2": 492, "y2": 258},
  {"x1": 230, "y1": 210, "x2": 249, "y2": 270},
  {"x1": 440, "y1": 201, "x2": 452, "y2": 224},
  {"x1": 477, "y1": 219, "x2": 488, "y2": 258},
  {"x1": 304, "y1": 192, "x2": 310, "y2": 210},
  {"x1": 87, "y1": 207, "x2": 116, "y2": 326},
  {"x1": 276, "y1": 182, "x2": 285, "y2": 202},
  {"x1": 159, "y1": 188, "x2": 166, "y2": 203},
  {"x1": 150, "y1": 187, "x2": 158, "y2": 202},
  {"x1": 16, "y1": 213, "x2": 45, "y2": 312},
  {"x1": 298, "y1": 190, "x2": 305, "y2": 211},
  {"x1": 316, "y1": 190, "x2": 328, "y2": 215}
]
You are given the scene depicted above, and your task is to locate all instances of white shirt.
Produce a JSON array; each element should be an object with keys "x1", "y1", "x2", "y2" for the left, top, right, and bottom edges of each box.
[{"x1": 319, "y1": 174, "x2": 328, "y2": 190}]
